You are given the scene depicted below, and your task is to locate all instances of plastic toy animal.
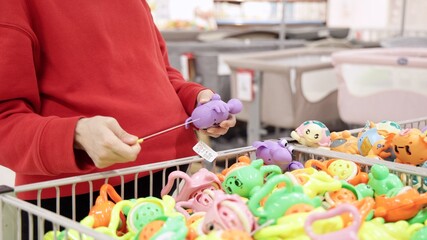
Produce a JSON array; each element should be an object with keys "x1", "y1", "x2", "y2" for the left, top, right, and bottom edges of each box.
[
  {"x1": 185, "y1": 93, "x2": 242, "y2": 129},
  {"x1": 388, "y1": 128, "x2": 427, "y2": 166},
  {"x1": 252, "y1": 138, "x2": 303, "y2": 171},
  {"x1": 290, "y1": 120, "x2": 331, "y2": 147},
  {"x1": 367, "y1": 164, "x2": 403, "y2": 196},
  {"x1": 218, "y1": 159, "x2": 282, "y2": 198}
]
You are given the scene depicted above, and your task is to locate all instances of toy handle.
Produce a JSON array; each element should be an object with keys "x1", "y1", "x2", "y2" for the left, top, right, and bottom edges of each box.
[
  {"x1": 160, "y1": 170, "x2": 191, "y2": 198},
  {"x1": 304, "y1": 204, "x2": 361, "y2": 240},
  {"x1": 100, "y1": 184, "x2": 122, "y2": 203}
]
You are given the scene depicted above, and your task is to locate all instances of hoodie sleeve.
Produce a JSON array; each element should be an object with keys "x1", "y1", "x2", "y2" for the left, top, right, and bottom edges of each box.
[{"x1": 0, "y1": 23, "x2": 95, "y2": 176}]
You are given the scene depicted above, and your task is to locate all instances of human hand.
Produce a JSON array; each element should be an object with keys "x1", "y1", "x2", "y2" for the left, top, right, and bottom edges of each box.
[
  {"x1": 74, "y1": 116, "x2": 141, "y2": 168},
  {"x1": 196, "y1": 90, "x2": 237, "y2": 138}
]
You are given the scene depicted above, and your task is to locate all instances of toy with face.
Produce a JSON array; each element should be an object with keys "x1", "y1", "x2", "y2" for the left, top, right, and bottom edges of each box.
[
  {"x1": 220, "y1": 159, "x2": 282, "y2": 198},
  {"x1": 252, "y1": 138, "x2": 302, "y2": 171},
  {"x1": 290, "y1": 120, "x2": 331, "y2": 147},
  {"x1": 390, "y1": 128, "x2": 427, "y2": 166},
  {"x1": 185, "y1": 93, "x2": 242, "y2": 129}
]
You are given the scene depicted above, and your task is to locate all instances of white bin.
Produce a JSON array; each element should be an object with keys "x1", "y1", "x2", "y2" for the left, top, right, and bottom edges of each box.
[{"x1": 332, "y1": 48, "x2": 427, "y2": 125}]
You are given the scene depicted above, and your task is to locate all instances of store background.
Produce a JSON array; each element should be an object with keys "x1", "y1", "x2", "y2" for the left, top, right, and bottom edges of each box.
[{"x1": 1, "y1": 0, "x2": 427, "y2": 186}]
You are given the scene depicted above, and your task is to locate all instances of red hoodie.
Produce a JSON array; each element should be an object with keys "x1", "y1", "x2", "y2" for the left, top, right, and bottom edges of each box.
[{"x1": 0, "y1": 0, "x2": 206, "y2": 199}]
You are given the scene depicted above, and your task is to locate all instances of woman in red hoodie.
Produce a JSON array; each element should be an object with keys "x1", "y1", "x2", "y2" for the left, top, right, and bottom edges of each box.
[{"x1": 0, "y1": 0, "x2": 237, "y2": 237}]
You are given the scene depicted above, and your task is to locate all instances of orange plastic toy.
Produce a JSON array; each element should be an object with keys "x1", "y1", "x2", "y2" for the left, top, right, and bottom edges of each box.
[
  {"x1": 374, "y1": 187, "x2": 427, "y2": 222},
  {"x1": 88, "y1": 184, "x2": 125, "y2": 232},
  {"x1": 389, "y1": 128, "x2": 427, "y2": 166}
]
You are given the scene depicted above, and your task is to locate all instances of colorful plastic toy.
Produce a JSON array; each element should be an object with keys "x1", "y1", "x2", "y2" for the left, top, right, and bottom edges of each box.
[
  {"x1": 290, "y1": 120, "x2": 331, "y2": 147},
  {"x1": 368, "y1": 137, "x2": 395, "y2": 161},
  {"x1": 355, "y1": 183, "x2": 375, "y2": 198},
  {"x1": 252, "y1": 138, "x2": 303, "y2": 171},
  {"x1": 358, "y1": 127, "x2": 384, "y2": 157},
  {"x1": 329, "y1": 130, "x2": 359, "y2": 154},
  {"x1": 357, "y1": 217, "x2": 422, "y2": 240},
  {"x1": 218, "y1": 159, "x2": 282, "y2": 198},
  {"x1": 137, "y1": 215, "x2": 188, "y2": 240},
  {"x1": 200, "y1": 190, "x2": 257, "y2": 235},
  {"x1": 323, "y1": 181, "x2": 363, "y2": 206},
  {"x1": 375, "y1": 120, "x2": 402, "y2": 136},
  {"x1": 305, "y1": 159, "x2": 369, "y2": 186},
  {"x1": 389, "y1": 128, "x2": 427, "y2": 166},
  {"x1": 304, "y1": 204, "x2": 361, "y2": 240},
  {"x1": 253, "y1": 207, "x2": 343, "y2": 240},
  {"x1": 93, "y1": 195, "x2": 180, "y2": 239},
  {"x1": 87, "y1": 184, "x2": 125, "y2": 231},
  {"x1": 301, "y1": 170, "x2": 342, "y2": 198},
  {"x1": 374, "y1": 187, "x2": 427, "y2": 222},
  {"x1": 185, "y1": 93, "x2": 242, "y2": 129},
  {"x1": 367, "y1": 164, "x2": 403, "y2": 196},
  {"x1": 196, "y1": 229, "x2": 252, "y2": 240},
  {"x1": 411, "y1": 226, "x2": 427, "y2": 240},
  {"x1": 248, "y1": 174, "x2": 322, "y2": 225},
  {"x1": 161, "y1": 168, "x2": 222, "y2": 203}
]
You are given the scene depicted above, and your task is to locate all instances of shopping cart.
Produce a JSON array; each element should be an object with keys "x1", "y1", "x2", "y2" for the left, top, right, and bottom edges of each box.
[{"x1": 1, "y1": 118, "x2": 426, "y2": 240}]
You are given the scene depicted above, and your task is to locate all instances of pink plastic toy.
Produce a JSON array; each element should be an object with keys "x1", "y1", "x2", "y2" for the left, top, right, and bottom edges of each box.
[
  {"x1": 201, "y1": 190, "x2": 257, "y2": 234},
  {"x1": 174, "y1": 189, "x2": 220, "y2": 218},
  {"x1": 185, "y1": 93, "x2": 243, "y2": 129},
  {"x1": 161, "y1": 168, "x2": 222, "y2": 203},
  {"x1": 304, "y1": 204, "x2": 361, "y2": 240},
  {"x1": 290, "y1": 120, "x2": 331, "y2": 147}
]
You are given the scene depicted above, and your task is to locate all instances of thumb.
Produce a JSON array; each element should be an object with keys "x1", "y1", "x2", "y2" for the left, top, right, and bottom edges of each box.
[{"x1": 197, "y1": 89, "x2": 214, "y2": 104}]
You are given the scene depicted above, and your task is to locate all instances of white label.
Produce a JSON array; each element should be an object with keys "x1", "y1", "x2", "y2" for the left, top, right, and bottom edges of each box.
[
  {"x1": 236, "y1": 71, "x2": 253, "y2": 101},
  {"x1": 193, "y1": 141, "x2": 218, "y2": 162}
]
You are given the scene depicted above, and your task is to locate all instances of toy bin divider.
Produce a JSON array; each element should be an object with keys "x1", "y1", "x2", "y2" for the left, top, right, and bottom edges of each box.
[
  {"x1": 331, "y1": 47, "x2": 427, "y2": 126},
  {"x1": 2, "y1": 126, "x2": 427, "y2": 239}
]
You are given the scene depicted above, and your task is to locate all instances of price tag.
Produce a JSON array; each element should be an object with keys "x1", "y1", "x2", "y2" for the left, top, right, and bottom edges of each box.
[
  {"x1": 193, "y1": 141, "x2": 218, "y2": 162},
  {"x1": 236, "y1": 69, "x2": 254, "y2": 102}
]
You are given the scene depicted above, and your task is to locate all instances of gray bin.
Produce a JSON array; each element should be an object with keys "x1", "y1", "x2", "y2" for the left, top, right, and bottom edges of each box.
[
  {"x1": 166, "y1": 39, "x2": 305, "y2": 101},
  {"x1": 224, "y1": 47, "x2": 346, "y2": 144}
]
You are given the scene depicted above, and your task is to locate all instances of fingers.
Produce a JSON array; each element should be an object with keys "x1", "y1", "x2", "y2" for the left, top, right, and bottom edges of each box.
[
  {"x1": 74, "y1": 116, "x2": 142, "y2": 169},
  {"x1": 203, "y1": 115, "x2": 237, "y2": 138}
]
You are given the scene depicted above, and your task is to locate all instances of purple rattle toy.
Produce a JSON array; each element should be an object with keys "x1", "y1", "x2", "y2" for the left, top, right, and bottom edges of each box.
[
  {"x1": 185, "y1": 94, "x2": 243, "y2": 129},
  {"x1": 252, "y1": 138, "x2": 303, "y2": 171}
]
